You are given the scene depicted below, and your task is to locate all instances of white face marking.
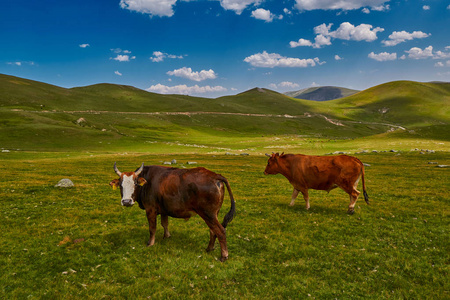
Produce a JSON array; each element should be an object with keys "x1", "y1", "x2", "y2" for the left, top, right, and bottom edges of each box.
[{"x1": 121, "y1": 175, "x2": 136, "y2": 202}]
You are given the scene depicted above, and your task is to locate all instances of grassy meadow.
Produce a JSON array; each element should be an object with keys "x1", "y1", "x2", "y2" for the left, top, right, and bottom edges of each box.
[
  {"x1": 0, "y1": 150, "x2": 449, "y2": 299},
  {"x1": 1, "y1": 75, "x2": 449, "y2": 298}
]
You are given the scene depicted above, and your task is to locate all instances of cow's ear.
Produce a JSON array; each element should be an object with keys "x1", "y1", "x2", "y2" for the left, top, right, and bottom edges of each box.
[
  {"x1": 109, "y1": 179, "x2": 119, "y2": 190},
  {"x1": 137, "y1": 177, "x2": 147, "y2": 186}
]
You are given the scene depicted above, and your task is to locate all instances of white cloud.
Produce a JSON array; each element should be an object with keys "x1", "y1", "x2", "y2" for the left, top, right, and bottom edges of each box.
[
  {"x1": 120, "y1": 0, "x2": 177, "y2": 17},
  {"x1": 422, "y1": 5, "x2": 430, "y2": 10},
  {"x1": 294, "y1": 0, "x2": 390, "y2": 11},
  {"x1": 7, "y1": 61, "x2": 35, "y2": 66},
  {"x1": 362, "y1": 7, "x2": 370, "y2": 13},
  {"x1": 434, "y1": 50, "x2": 450, "y2": 60},
  {"x1": 244, "y1": 51, "x2": 324, "y2": 68},
  {"x1": 167, "y1": 67, "x2": 217, "y2": 82},
  {"x1": 270, "y1": 81, "x2": 300, "y2": 90},
  {"x1": 290, "y1": 22, "x2": 383, "y2": 49},
  {"x1": 112, "y1": 55, "x2": 135, "y2": 62},
  {"x1": 371, "y1": 4, "x2": 390, "y2": 11},
  {"x1": 251, "y1": 8, "x2": 274, "y2": 22},
  {"x1": 290, "y1": 38, "x2": 313, "y2": 48},
  {"x1": 368, "y1": 51, "x2": 397, "y2": 61},
  {"x1": 146, "y1": 83, "x2": 227, "y2": 95},
  {"x1": 314, "y1": 34, "x2": 332, "y2": 47},
  {"x1": 382, "y1": 31, "x2": 430, "y2": 46},
  {"x1": 335, "y1": 55, "x2": 343, "y2": 60},
  {"x1": 447, "y1": 5, "x2": 450, "y2": 9},
  {"x1": 327, "y1": 22, "x2": 384, "y2": 42},
  {"x1": 405, "y1": 46, "x2": 433, "y2": 59},
  {"x1": 435, "y1": 62, "x2": 444, "y2": 67},
  {"x1": 115, "y1": 71, "x2": 123, "y2": 76},
  {"x1": 79, "y1": 44, "x2": 90, "y2": 48},
  {"x1": 150, "y1": 51, "x2": 183, "y2": 62},
  {"x1": 219, "y1": 0, "x2": 261, "y2": 15}
]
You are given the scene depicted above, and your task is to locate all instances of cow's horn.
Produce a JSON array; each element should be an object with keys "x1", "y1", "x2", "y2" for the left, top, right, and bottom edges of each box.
[
  {"x1": 114, "y1": 162, "x2": 122, "y2": 176},
  {"x1": 265, "y1": 153, "x2": 271, "y2": 157},
  {"x1": 135, "y1": 162, "x2": 144, "y2": 176}
]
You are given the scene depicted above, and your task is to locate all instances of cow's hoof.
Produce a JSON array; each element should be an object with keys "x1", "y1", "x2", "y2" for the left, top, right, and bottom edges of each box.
[
  {"x1": 347, "y1": 209, "x2": 355, "y2": 215},
  {"x1": 206, "y1": 247, "x2": 215, "y2": 252},
  {"x1": 219, "y1": 256, "x2": 228, "y2": 262},
  {"x1": 147, "y1": 241, "x2": 155, "y2": 247}
]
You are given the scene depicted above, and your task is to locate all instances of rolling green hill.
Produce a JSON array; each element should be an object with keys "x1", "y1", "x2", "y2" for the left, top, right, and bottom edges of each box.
[{"x1": 0, "y1": 74, "x2": 449, "y2": 152}]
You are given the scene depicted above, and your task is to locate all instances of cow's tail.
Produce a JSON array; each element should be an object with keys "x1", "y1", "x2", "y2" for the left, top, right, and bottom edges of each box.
[
  {"x1": 360, "y1": 163, "x2": 370, "y2": 205},
  {"x1": 219, "y1": 176, "x2": 236, "y2": 228}
]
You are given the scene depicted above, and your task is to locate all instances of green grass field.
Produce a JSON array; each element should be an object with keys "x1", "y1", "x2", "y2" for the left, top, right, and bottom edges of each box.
[
  {"x1": 1, "y1": 151, "x2": 448, "y2": 299},
  {"x1": 1, "y1": 75, "x2": 449, "y2": 298}
]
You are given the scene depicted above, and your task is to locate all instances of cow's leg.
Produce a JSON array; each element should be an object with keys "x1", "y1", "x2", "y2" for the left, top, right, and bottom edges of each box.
[
  {"x1": 347, "y1": 176, "x2": 361, "y2": 214},
  {"x1": 289, "y1": 188, "x2": 299, "y2": 206},
  {"x1": 161, "y1": 214, "x2": 171, "y2": 239},
  {"x1": 206, "y1": 229, "x2": 216, "y2": 252},
  {"x1": 145, "y1": 209, "x2": 157, "y2": 246},
  {"x1": 300, "y1": 189, "x2": 310, "y2": 210},
  {"x1": 198, "y1": 211, "x2": 228, "y2": 262}
]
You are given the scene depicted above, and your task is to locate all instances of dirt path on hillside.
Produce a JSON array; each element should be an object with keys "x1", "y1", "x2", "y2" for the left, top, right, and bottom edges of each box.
[{"x1": 13, "y1": 109, "x2": 407, "y2": 130}]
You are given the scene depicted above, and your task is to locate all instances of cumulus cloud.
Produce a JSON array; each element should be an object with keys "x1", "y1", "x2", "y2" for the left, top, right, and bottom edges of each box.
[
  {"x1": 167, "y1": 67, "x2": 217, "y2": 82},
  {"x1": 405, "y1": 46, "x2": 434, "y2": 59},
  {"x1": 150, "y1": 51, "x2": 184, "y2": 62},
  {"x1": 269, "y1": 81, "x2": 300, "y2": 90},
  {"x1": 335, "y1": 55, "x2": 343, "y2": 60},
  {"x1": 115, "y1": 71, "x2": 123, "y2": 76},
  {"x1": 112, "y1": 55, "x2": 136, "y2": 62},
  {"x1": 327, "y1": 22, "x2": 384, "y2": 41},
  {"x1": 294, "y1": 0, "x2": 390, "y2": 11},
  {"x1": 290, "y1": 22, "x2": 383, "y2": 49},
  {"x1": 382, "y1": 31, "x2": 430, "y2": 46},
  {"x1": 368, "y1": 51, "x2": 397, "y2": 61},
  {"x1": 120, "y1": 0, "x2": 177, "y2": 17},
  {"x1": 147, "y1": 83, "x2": 227, "y2": 95},
  {"x1": 422, "y1": 5, "x2": 430, "y2": 10},
  {"x1": 251, "y1": 8, "x2": 275, "y2": 22},
  {"x1": 244, "y1": 51, "x2": 324, "y2": 68},
  {"x1": 219, "y1": 0, "x2": 261, "y2": 15},
  {"x1": 79, "y1": 44, "x2": 90, "y2": 48}
]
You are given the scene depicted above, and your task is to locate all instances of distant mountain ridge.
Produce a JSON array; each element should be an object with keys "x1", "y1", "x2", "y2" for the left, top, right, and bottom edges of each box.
[{"x1": 285, "y1": 86, "x2": 359, "y2": 101}]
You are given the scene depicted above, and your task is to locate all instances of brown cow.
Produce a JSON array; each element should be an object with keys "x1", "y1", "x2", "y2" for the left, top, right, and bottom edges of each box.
[
  {"x1": 110, "y1": 163, "x2": 236, "y2": 262},
  {"x1": 264, "y1": 153, "x2": 369, "y2": 214}
]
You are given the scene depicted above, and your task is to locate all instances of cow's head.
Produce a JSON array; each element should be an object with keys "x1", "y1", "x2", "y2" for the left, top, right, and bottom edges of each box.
[
  {"x1": 109, "y1": 162, "x2": 147, "y2": 207},
  {"x1": 264, "y1": 152, "x2": 283, "y2": 175}
]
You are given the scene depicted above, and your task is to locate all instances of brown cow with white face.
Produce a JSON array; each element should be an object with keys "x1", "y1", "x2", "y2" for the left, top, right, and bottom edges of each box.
[
  {"x1": 110, "y1": 162, "x2": 236, "y2": 262},
  {"x1": 264, "y1": 153, "x2": 369, "y2": 214}
]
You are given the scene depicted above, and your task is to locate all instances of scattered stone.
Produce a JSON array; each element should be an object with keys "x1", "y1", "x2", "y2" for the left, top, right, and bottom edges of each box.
[
  {"x1": 372, "y1": 150, "x2": 378, "y2": 153},
  {"x1": 428, "y1": 162, "x2": 438, "y2": 164},
  {"x1": 186, "y1": 161, "x2": 197, "y2": 165},
  {"x1": 225, "y1": 152, "x2": 237, "y2": 156},
  {"x1": 333, "y1": 151, "x2": 346, "y2": 155},
  {"x1": 437, "y1": 165, "x2": 449, "y2": 168},
  {"x1": 55, "y1": 179, "x2": 74, "y2": 188},
  {"x1": 389, "y1": 150, "x2": 398, "y2": 153},
  {"x1": 76, "y1": 117, "x2": 87, "y2": 126},
  {"x1": 171, "y1": 159, "x2": 177, "y2": 164},
  {"x1": 2, "y1": 149, "x2": 10, "y2": 153},
  {"x1": 163, "y1": 161, "x2": 172, "y2": 165},
  {"x1": 240, "y1": 153, "x2": 250, "y2": 156}
]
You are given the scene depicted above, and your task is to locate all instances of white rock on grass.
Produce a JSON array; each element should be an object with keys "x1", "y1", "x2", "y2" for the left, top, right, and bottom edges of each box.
[{"x1": 55, "y1": 179, "x2": 74, "y2": 188}]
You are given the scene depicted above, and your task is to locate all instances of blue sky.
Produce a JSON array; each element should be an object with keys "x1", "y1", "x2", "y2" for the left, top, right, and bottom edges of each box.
[{"x1": 1, "y1": 0, "x2": 450, "y2": 97}]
